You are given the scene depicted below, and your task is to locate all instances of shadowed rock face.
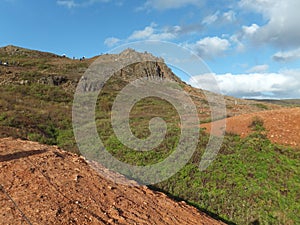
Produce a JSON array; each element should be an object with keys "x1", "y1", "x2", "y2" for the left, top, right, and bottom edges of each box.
[
  {"x1": 76, "y1": 49, "x2": 183, "y2": 93},
  {"x1": 38, "y1": 76, "x2": 68, "y2": 86}
]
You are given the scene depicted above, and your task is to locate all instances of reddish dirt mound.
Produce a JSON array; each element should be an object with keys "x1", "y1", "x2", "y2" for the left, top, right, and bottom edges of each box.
[
  {"x1": 201, "y1": 108, "x2": 300, "y2": 148},
  {"x1": 0, "y1": 138, "x2": 225, "y2": 225}
]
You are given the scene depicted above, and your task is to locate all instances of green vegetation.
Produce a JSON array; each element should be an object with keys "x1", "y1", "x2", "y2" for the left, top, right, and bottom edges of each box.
[
  {"x1": 0, "y1": 48, "x2": 299, "y2": 224},
  {"x1": 91, "y1": 76, "x2": 300, "y2": 224},
  {"x1": 0, "y1": 83, "x2": 78, "y2": 153},
  {"x1": 249, "y1": 116, "x2": 266, "y2": 133},
  {"x1": 156, "y1": 130, "x2": 300, "y2": 224},
  {"x1": 253, "y1": 103, "x2": 269, "y2": 110},
  {"x1": 97, "y1": 93, "x2": 300, "y2": 224},
  {"x1": 95, "y1": 76, "x2": 181, "y2": 167}
]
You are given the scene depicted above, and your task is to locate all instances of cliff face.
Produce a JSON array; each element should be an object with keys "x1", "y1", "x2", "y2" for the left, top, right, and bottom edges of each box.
[
  {"x1": 76, "y1": 49, "x2": 183, "y2": 92},
  {"x1": 116, "y1": 49, "x2": 181, "y2": 82}
]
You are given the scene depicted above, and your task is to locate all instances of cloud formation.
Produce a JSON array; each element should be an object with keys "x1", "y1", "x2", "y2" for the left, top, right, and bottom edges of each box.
[
  {"x1": 239, "y1": 0, "x2": 300, "y2": 48},
  {"x1": 273, "y1": 48, "x2": 300, "y2": 62},
  {"x1": 223, "y1": 10, "x2": 236, "y2": 23},
  {"x1": 185, "y1": 36, "x2": 230, "y2": 60},
  {"x1": 139, "y1": 0, "x2": 203, "y2": 10},
  {"x1": 57, "y1": 0, "x2": 77, "y2": 8},
  {"x1": 189, "y1": 69, "x2": 300, "y2": 99},
  {"x1": 127, "y1": 23, "x2": 179, "y2": 41},
  {"x1": 104, "y1": 37, "x2": 121, "y2": 47},
  {"x1": 242, "y1": 24, "x2": 259, "y2": 37},
  {"x1": 57, "y1": 0, "x2": 110, "y2": 8},
  {"x1": 104, "y1": 23, "x2": 184, "y2": 47},
  {"x1": 247, "y1": 64, "x2": 269, "y2": 73},
  {"x1": 202, "y1": 10, "x2": 236, "y2": 25},
  {"x1": 202, "y1": 11, "x2": 219, "y2": 25}
]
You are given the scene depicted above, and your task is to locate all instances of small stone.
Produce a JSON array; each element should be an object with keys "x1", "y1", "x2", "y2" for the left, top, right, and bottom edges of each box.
[{"x1": 108, "y1": 186, "x2": 116, "y2": 190}]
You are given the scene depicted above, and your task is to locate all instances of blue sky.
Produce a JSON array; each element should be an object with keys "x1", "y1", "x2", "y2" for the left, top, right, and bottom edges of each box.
[{"x1": 1, "y1": 0, "x2": 300, "y2": 99}]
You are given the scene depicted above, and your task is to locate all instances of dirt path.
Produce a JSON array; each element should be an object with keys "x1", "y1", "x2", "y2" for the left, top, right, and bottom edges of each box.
[
  {"x1": 201, "y1": 107, "x2": 300, "y2": 148},
  {"x1": 0, "y1": 138, "x2": 225, "y2": 225}
]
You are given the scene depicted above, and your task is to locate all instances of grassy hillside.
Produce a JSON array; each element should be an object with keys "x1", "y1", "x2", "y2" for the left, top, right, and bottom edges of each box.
[
  {"x1": 0, "y1": 46, "x2": 299, "y2": 224},
  {"x1": 95, "y1": 77, "x2": 300, "y2": 224},
  {"x1": 156, "y1": 129, "x2": 300, "y2": 224}
]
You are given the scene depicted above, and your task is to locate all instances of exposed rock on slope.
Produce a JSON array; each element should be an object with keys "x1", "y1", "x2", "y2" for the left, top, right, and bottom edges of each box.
[{"x1": 0, "y1": 138, "x2": 225, "y2": 225}]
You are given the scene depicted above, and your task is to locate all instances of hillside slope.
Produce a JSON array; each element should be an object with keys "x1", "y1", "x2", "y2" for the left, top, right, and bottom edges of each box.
[
  {"x1": 201, "y1": 107, "x2": 300, "y2": 148},
  {"x1": 1, "y1": 45, "x2": 298, "y2": 224},
  {"x1": 0, "y1": 137, "x2": 225, "y2": 225},
  {"x1": 0, "y1": 45, "x2": 282, "y2": 151}
]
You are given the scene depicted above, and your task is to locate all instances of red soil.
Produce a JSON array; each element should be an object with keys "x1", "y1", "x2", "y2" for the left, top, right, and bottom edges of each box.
[
  {"x1": 0, "y1": 138, "x2": 225, "y2": 225},
  {"x1": 201, "y1": 108, "x2": 300, "y2": 148}
]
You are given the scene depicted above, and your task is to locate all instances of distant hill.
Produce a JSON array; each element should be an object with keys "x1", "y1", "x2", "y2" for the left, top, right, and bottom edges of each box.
[
  {"x1": 254, "y1": 99, "x2": 300, "y2": 107},
  {"x1": 0, "y1": 45, "x2": 60, "y2": 58}
]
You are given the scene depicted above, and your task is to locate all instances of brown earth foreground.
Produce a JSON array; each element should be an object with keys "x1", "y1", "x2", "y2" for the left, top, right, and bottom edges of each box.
[
  {"x1": 201, "y1": 107, "x2": 300, "y2": 148},
  {"x1": 0, "y1": 138, "x2": 225, "y2": 225}
]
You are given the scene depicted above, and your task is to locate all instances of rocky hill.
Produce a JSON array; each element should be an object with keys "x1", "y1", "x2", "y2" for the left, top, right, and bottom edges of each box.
[
  {"x1": 0, "y1": 45, "x2": 281, "y2": 113},
  {"x1": 0, "y1": 45, "x2": 282, "y2": 152}
]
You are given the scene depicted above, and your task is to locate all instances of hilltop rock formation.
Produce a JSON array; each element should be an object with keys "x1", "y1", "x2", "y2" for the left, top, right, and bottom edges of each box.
[{"x1": 77, "y1": 48, "x2": 182, "y2": 92}]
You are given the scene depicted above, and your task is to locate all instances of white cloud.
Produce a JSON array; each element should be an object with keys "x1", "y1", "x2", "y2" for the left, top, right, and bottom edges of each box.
[
  {"x1": 202, "y1": 11, "x2": 219, "y2": 25},
  {"x1": 57, "y1": 0, "x2": 77, "y2": 8},
  {"x1": 230, "y1": 35, "x2": 245, "y2": 52},
  {"x1": 202, "y1": 10, "x2": 236, "y2": 26},
  {"x1": 223, "y1": 10, "x2": 236, "y2": 23},
  {"x1": 239, "y1": 0, "x2": 300, "y2": 48},
  {"x1": 273, "y1": 48, "x2": 300, "y2": 62},
  {"x1": 239, "y1": 0, "x2": 274, "y2": 12},
  {"x1": 173, "y1": 23, "x2": 203, "y2": 36},
  {"x1": 139, "y1": 0, "x2": 203, "y2": 10},
  {"x1": 232, "y1": 23, "x2": 261, "y2": 51},
  {"x1": 242, "y1": 24, "x2": 259, "y2": 37},
  {"x1": 247, "y1": 64, "x2": 269, "y2": 73},
  {"x1": 128, "y1": 23, "x2": 179, "y2": 41},
  {"x1": 57, "y1": 0, "x2": 110, "y2": 8},
  {"x1": 189, "y1": 69, "x2": 300, "y2": 99},
  {"x1": 103, "y1": 23, "x2": 200, "y2": 46},
  {"x1": 104, "y1": 37, "x2": 121, "y2": 47},
  {"x1": 185, "y1": 36, "x2": 230, "y2": 60},
  {"x1": 129, "y1": 25, "x2": 155, "y2": 40},
  {"x1": 231, "y1": 24, "x2": 261, "y2": 52}
]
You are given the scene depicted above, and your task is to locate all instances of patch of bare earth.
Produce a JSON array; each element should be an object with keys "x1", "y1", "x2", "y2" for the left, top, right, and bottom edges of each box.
[
  {"x1": 0, "y1": 138, "x2": 225, "y2": 225},
  {"x1": 201, "y1": 108, "x2": 300, "y2": 148}
]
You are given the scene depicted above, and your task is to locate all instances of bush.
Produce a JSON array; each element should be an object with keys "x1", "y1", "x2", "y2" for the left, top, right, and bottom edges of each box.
[{"x1": 249, "y1": 116, "x2": 265, "y2": 132}]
